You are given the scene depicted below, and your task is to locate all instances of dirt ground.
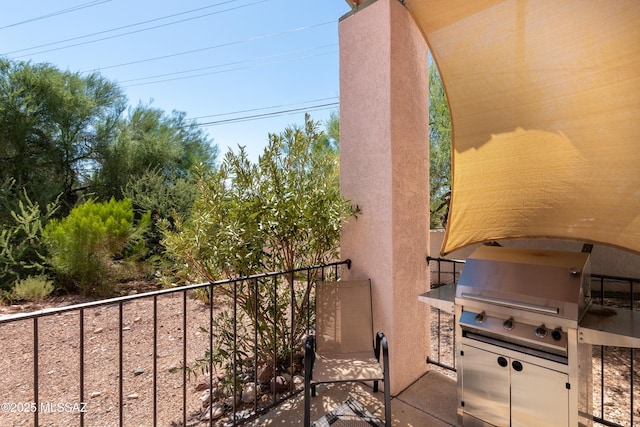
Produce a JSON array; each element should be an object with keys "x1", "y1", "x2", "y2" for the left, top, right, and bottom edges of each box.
[{"x1": 0, "y1": 284, "x2": 232, "y2": 427}]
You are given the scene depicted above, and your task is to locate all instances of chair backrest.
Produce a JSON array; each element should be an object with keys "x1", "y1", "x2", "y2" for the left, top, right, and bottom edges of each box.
[{"x1": 315, "y1": 279, "x2": 374, "y2": 355}]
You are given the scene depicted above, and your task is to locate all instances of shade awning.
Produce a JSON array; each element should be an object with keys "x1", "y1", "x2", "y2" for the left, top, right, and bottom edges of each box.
[{"x1": 404, "y1": 0, "x2": 640, "y2": 255}]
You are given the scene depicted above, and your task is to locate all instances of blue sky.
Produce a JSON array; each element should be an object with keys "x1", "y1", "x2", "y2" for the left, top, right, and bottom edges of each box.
[{"x1": 1, "y1": 0, "x2": 351, "y2": 161}]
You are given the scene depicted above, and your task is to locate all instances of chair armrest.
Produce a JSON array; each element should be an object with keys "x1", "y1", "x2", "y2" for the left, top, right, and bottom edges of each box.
[
  {"x1": 304, "y1": 335, "x2": 316, "y2": 380},
  {"x1": 375, "y1": 331, "x2": 386, "y2": 361}
]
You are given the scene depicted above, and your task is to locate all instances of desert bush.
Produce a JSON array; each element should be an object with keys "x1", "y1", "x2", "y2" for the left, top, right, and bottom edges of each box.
[
  {"x1": 43, "y1": 198, "x2": 150, "y2": 295},
  {"x1": 164, "y1": 115, "x2": 357, "y2": 389},
  {"x1": 12, "y1": 275, "x2": 54, "y2": 302},
  {"x1": 0, "y1": 182, "x2": 59, "y2": 292}
]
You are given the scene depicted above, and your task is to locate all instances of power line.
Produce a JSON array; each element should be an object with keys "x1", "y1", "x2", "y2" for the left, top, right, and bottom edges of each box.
[
  {"x1": 191, "y1": 97, "x2": 339, "y2": 120},
  {"x1": 0, "y1": 0, "x2": 111, "y2": 30},
  {"x1": 121, "y1": 47, "x2": 338, "y2": 88},
  {"x1": 195, "y1": 102, "x2": 340, "y2": 127},
  {"x1": 6, "y1": 0, "x2": 268, "y2": 58},
  {"x1": 119, "y1": 44, "x2": 337, "y2": 85},
  {"x1": 4, "y1": 0, "x2": 241, "y2": 54},
  {"x1": 83, "y1": 21, "x2": 334, "y2": 73}
]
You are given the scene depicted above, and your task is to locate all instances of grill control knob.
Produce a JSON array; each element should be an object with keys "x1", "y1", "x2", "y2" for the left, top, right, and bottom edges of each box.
[
  {"x1": 551, "y1": 329, "x2": 563, "y2": 341},
  {"x1": 503, "y1": 318, "x2": 514, "y2": 330},
  {"x1": 535, "y1": 325, "x2": 548, "y2": 339},
  {"x1": 475, "y1": 313, "x2": 486, "y2": 324}
]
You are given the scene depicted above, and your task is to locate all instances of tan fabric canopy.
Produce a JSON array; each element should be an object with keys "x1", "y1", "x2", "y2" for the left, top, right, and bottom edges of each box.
[{"x1": 404, "y1": 0, "x2": 640, "y2": 255}]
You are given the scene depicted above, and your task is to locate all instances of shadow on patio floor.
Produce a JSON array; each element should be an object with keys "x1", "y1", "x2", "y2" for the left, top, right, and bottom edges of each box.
[{"x1": 246, "y1": 370, "x2": 457, "y2": 426}]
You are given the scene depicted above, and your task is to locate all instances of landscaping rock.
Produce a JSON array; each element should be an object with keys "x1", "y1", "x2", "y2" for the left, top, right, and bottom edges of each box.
[
  {"x1": 241, "y1": 382, "x2": 256, "y2": 403},
  {"x1": 257, "y1": 365, "x2": 273, "y2": 384},
  {"x1": 270, "y1": 375, "x2": 288, "y2": 394},
  {"x1": 200, "y1": 389, "x2": 212, "y2": 408},
  {"x1": 201, "y1": 402, "x2": 224, "y2": 421}
]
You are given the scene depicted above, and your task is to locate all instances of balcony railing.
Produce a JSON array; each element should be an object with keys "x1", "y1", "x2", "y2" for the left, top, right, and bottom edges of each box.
[
  {"x1": 0, "y1": 260, "x2": 350, "y2": 427},
  {"x1": 427, "y1": 256, "x2": 640, "y2": 427}
]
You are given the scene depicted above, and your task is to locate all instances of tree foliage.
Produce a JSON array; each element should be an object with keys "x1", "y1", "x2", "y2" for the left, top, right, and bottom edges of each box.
[
  {"x1": 92, "y1": 103, "x2": 216, "y2": 202},
  {"x1": 429, "y1": 62, "x2": 452, "y2": 229},
  {"x1": 164, "y1": 114, "x2": 357, "y2": 373},
  {"x1": 0, "y1": 58, "x2": 126, "y2": 217},
  {"x1": 0, "y1": 59, "x2": 217, "y2": 288},
  {"x1": 165, "y1": 113, "x2": 353, "y2": 281}
]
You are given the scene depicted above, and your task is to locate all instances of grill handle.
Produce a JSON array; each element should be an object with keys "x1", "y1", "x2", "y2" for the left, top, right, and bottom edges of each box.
[{"x1": 460, "y1": 293, "x2": 560, "y2": 315}]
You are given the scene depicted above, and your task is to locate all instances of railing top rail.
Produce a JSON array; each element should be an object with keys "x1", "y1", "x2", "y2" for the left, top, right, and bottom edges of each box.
[
  {"x1": 426, "y1": 256, "x2": 466, "y2": 264},
  {"x1": 591, "y1": 272, "x2": 640, "y2": 284},
  {"x1": 0, "y1": 259, "x2": 351, "y2": 324}
]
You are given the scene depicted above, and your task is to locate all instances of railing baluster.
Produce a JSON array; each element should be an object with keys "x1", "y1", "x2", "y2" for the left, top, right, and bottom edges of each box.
[
  {"x1": 79, "y1": 308, "x2": 85, "y2": 427},
  {"x1": 208, "y1": 284, "x2": 214, "y2": 427},
  {"x1": 630, "y1": 347, "x2": 634, "y2": 427},
  {"x1": 182, "y1": 290, "x2": 187, "y2": 427},
  {"x1": 253, "y1": 278, "x2": 259, "y2": 413},
  {"x1": 272, "y1": 275, "x2": 277, "y2": 405},
  {"x1": 306, "y1": 268, "x2": 311, "y2": 334},
  {"x1": 233, "y1": 280, "x2": 238, "y2": 425},
  {"x1": 33, "y1": 317, "x2": 39, "y2": 427},
  {"x1": 119, "y1": 301, "x2": 123, "y2": 427},
  {"x1": 153, "y1": 295, "x2": 158, "y2": 427},
  {"x1": 289, "y1": 271, "x2": 295, "y2": 394}
]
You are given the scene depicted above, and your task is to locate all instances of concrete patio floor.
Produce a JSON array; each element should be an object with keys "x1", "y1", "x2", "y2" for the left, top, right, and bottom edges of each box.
[{"x1": 247, "y1": 369, "x2": 457, "y2": 426}]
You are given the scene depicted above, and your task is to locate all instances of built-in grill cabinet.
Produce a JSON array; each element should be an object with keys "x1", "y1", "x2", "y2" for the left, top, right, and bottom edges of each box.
[
  {"x1": 455, "y1": 247, "x2": 592, "y2": 427},
  {"x1": 419, "y1": 245, "x2": 640, "y2": 427}
]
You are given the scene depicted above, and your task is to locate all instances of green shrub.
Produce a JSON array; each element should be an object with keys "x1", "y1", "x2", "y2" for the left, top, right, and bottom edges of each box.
[
  {"x1": 43, "y1": 198, "x2": 150, "y2": 295},
  {"x1": 0, "y1": 183, "x2": 59, "y2": 292},
  {"x1": 12, "y1": 275, "x2": 54, "y2": 302}
]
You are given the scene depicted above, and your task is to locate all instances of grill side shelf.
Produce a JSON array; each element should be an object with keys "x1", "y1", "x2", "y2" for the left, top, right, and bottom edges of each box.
[
  {"x1": 418, "y1": 283, "x2": 456, "y2": 314},
  {"x1": 579, "y1": 304, "x2": 640, "y2": 347}
]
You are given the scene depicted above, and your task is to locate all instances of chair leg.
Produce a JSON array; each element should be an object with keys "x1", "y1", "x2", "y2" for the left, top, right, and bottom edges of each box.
[
  {"x1": 373, "y1": 380, "x2": 379, "y2": 393},
  {"x1": 304, "y1": 335, "x2": 315, "y2": 427},
  {"x1": 304, "y1": 379, "x2": 311, "y2": 427},
  {"x1": 311, "y1": 384, "x2": 317, "y2": 397},
  {"x1": 384, "y1": 378, "x2": 391, "y2": 427}
]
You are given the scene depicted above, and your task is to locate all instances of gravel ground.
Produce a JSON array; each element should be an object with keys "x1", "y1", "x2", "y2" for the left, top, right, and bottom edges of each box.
[{"x1": 0, "y1": 287, "x2": 217, "y2": 427}]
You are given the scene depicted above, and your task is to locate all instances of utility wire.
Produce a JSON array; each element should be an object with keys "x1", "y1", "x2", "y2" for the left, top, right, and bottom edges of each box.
[
  {"x1": 121, "y1": 47, "x2": 337, "y2": 88},
  {"x1": 6, "y1": 0, "x2": 267, "y2": 58},
  {"x1": 4, "y1": 0, "x2": 242, "y2": 55},
  {"x1": 0, "y1": 0, "x2": 111, "y2": 30},
  {"x1": 119, "y1": 44, "x2": 337, "y2": 84},
  {"x1": 191, "y1": 97, "x2": 339, "y2": 120},
  {"x1": 195, "y1": 102, "x2": 339, "y2": 127},
  {"x1": 84, "y1": 21, "x2": 334, "y2": 73}
]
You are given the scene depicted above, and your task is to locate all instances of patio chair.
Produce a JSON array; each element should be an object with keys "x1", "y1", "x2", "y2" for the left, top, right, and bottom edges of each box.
[{"x1": 304, "y1": 279, "x2": 390, "y2": 427}]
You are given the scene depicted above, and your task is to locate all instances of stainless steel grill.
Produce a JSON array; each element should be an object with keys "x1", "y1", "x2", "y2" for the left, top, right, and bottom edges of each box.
[
  {"x1": 454, "y1": 246, "x2": 593, "y2": 427},
  {"x1": 419, "y1": 245, "x2": 640, "y2": 427}
]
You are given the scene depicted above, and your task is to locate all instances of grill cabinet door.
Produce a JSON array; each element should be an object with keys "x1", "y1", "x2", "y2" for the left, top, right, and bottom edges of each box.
[
  {"x1": 511, "y1": 359, "x2": 569, "y2": 427},
  {"x1": 461, "y1": 343, "x2": 510, "y2": 426}
]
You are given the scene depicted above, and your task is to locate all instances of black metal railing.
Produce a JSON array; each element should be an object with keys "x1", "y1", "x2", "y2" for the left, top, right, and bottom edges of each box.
[
  {"x1": 0, "y1": 260, "x2": 350, "y2": 427},
  {"x1": 426, "y1": 256, "x2": 640, "y2": 427},
  {"x1": 590, "y1": 274, "x2": 640, "y2": 427},
  {"x1": 425, "y1": 256, "x2": 463, "y2": 374}
]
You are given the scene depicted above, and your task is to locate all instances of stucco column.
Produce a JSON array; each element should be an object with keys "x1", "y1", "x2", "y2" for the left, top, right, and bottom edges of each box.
[{"x1": 339, "y1": 0, "x2": 430, "y2": 395}]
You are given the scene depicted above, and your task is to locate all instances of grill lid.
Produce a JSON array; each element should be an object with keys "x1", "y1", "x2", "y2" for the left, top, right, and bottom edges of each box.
[{"x1": 456, "y1": 246, "x2": 591, "y2": 321}]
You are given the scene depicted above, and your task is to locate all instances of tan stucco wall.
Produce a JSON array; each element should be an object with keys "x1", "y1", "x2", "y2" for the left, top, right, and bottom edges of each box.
[{"x1": 339, "y1": 0, "x2": 430, "y2": 395}]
